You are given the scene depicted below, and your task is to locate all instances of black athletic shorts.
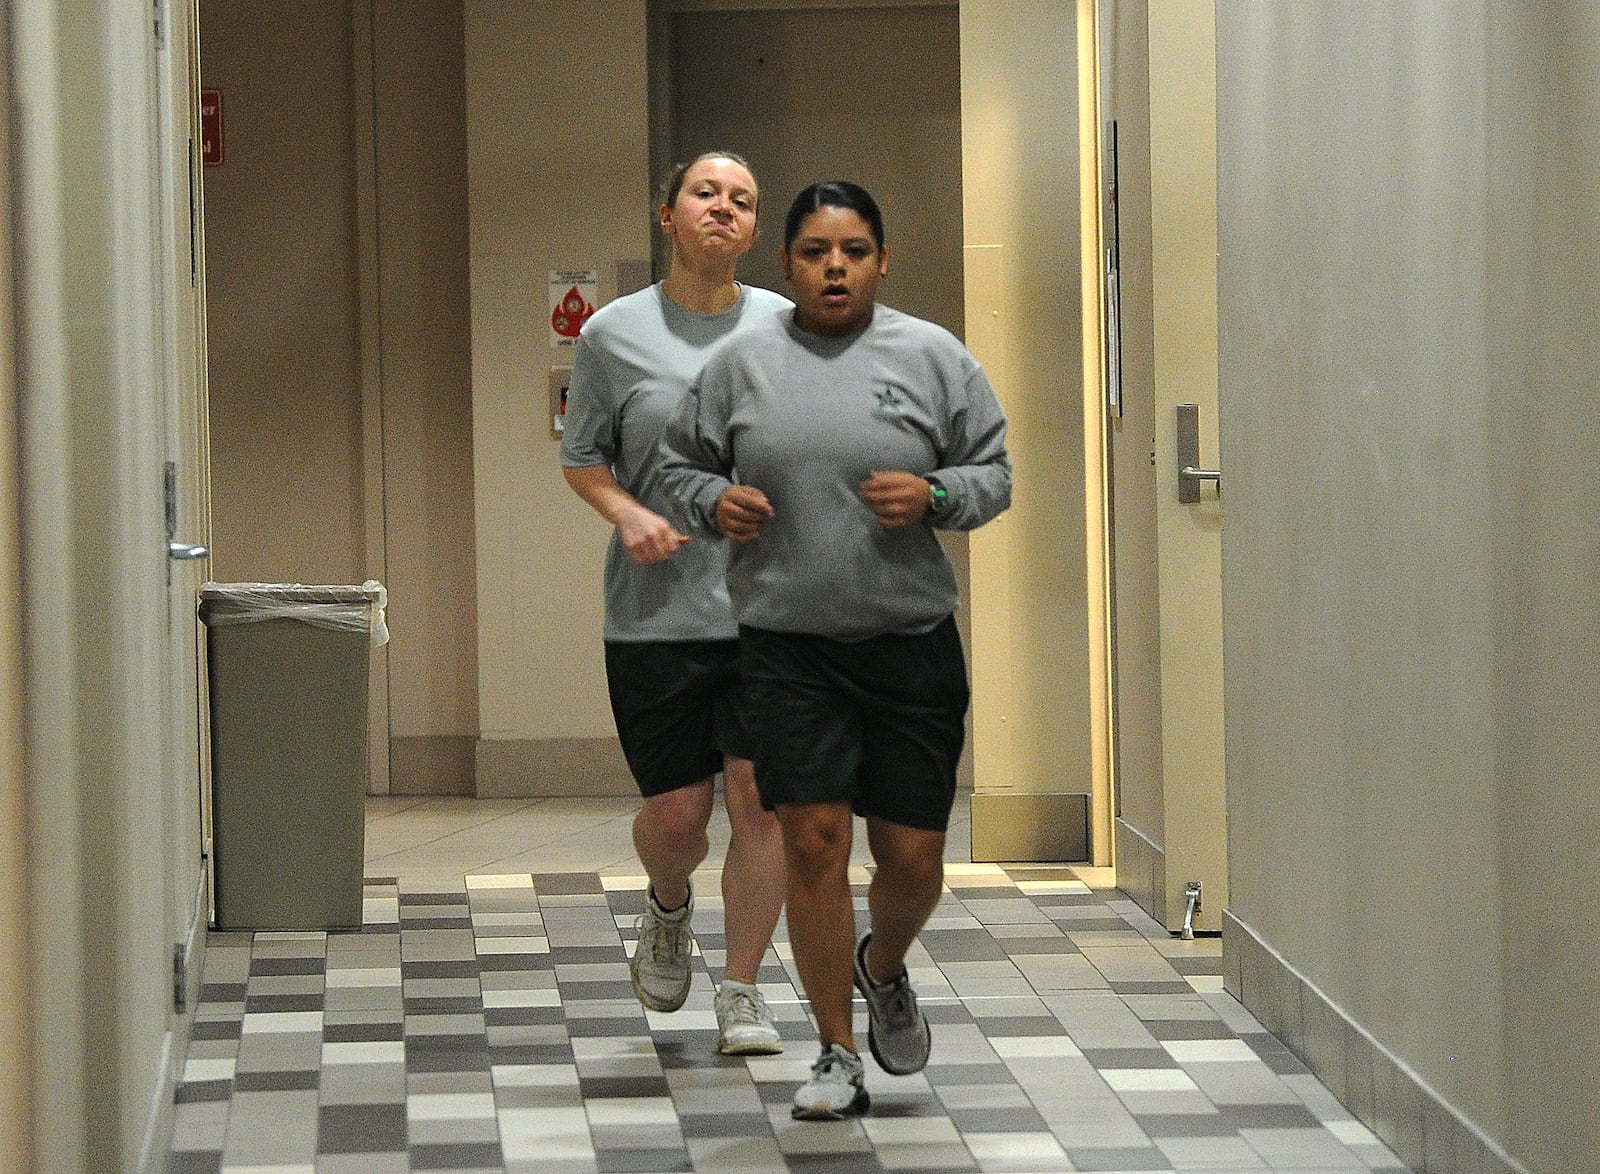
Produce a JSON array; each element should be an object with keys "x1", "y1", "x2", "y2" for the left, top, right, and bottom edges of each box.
[
  {"x1": 604, "y1": 638, "x2": 753, "y2": 797},
  {"x1": 738, "y1": 617, "x2": 969, "y2": 832}
]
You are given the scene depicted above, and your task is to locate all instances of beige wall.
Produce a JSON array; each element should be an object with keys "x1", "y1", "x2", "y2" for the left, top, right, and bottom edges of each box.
[
  {"x1": 366, "y1": 1, "x2": 479, "y2": 790},
  {"x1": 959, "y1": 2, "x2": 1097, "y2": 855},
  {"x1": 203, "y1": 3, "x2": 366, "y2": 586},
  {"x1": 0, "y1": 10, "x2": 30, "y2": 1162},
  {"x1": 464, "y1": 0, "x2": 651, "y2": 794},
  {"x1": 469, "y1": 1, "x2": 1095, "y2": 807},
  {"x1": 200, "y1": 0, "x2": 988, "y2": 799},
  {"x1": 199, "y1": 1, "x2": 1094, "y2": 808},
  {"x1": 1218, "y1": 3, "x2": 1598, "y2": 1170},
  {"x1": 1489, "y1": 8, "x2": 1600, "y2": 1167},
  {"x1": 1104, "y1": 0, "x2": 1163, "y2": 860},
  {"x1": 667, "y1": 5, "x2": 965, "y2": 336},
  {"x1": 202, "y1": 1, "x2": 479, "y2": 793}
]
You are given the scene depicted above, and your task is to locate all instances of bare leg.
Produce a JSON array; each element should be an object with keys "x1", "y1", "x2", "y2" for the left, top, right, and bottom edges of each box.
[
  {"x1": 777, "y1": 801, "x2": 858, "y2": 1051},
  {"x1": 633, "y1": 780, "x2": 715, "y2": 909},
  {"x1": 718, "y1": 756, "x2": 785, "y2": 984},
  {"x1": 861, "y1": 817, "x2": 946, "y2": 982}
]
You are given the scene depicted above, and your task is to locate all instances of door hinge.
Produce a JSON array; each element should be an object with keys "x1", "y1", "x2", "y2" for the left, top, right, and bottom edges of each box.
[{"x1": 173, "y1": 942, "x2": 188, "y2": 1012}]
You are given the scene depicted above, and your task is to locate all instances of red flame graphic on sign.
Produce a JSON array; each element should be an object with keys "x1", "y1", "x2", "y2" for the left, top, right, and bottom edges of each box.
[{"x1": 551, "y1": 286, "x2": 595, "y2": 339}]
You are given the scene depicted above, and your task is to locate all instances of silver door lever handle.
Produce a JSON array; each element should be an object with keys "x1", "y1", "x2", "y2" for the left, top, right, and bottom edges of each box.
[
  {"x1": 1176, "y1": 404, "x2": 1222, "y2": 502},
  {"x1": 168, "y1": 540, "x2": 208, "y2": 560}
]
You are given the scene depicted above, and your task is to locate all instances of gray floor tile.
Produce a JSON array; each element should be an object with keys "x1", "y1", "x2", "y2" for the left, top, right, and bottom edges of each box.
[{"x1": 165, "y1": 797, "x2": 1415, "y2": 1173}]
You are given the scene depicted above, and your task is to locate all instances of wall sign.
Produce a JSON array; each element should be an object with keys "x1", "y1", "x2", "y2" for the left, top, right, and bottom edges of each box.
[
  {"x1": 548, "y1": 270, "x2": 597, "y2": 347},
  {"x1": 200, "y1": 90, "x2": 223, "y2": 167}
]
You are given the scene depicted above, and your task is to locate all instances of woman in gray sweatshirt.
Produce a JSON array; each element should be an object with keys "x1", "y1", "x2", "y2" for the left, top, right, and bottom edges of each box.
[{"x1": 660, "y1": 180, "x2": 1012, "y2": 1120}]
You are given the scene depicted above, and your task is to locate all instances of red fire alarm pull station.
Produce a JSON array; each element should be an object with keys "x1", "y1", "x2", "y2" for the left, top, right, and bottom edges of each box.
[{"x1": 200, "y1": 89, "x2": 223, "y2": 166}]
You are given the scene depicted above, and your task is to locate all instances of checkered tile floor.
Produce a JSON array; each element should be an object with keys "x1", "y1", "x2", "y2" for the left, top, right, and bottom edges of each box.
[{"x1": 167, "y1": 859, "x2": 1410, "y2": 1172}]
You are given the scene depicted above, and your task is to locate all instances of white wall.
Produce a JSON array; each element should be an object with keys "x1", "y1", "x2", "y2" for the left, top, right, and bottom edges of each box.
[{"x1": 1217, "y1": 3, "x2": 1599, "y2": 1170}]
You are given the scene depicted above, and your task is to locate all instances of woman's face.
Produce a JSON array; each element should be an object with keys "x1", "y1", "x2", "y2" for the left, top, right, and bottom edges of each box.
[
  {"x1": 781, "y1": 205, "x2": 888, "y2": 337},
  {"x1": 660, "y1": 157, "x2": 760, "y2": 264}
]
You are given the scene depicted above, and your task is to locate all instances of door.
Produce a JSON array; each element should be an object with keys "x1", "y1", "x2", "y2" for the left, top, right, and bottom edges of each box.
[
  {"x1": 155, "y1": 0, "x2": 213, "y2": 990},
  {"x1": 9, "y1": 1, "x2": 214, "y2": 1163},
  {"x1": 1103, "y1": 0, "x2": 1226, "y2": 933}
]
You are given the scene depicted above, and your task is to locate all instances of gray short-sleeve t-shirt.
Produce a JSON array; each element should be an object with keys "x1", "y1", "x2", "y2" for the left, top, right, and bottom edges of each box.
[{"x1": 560, "y1": 282, "x2": 791, "y2": 641}]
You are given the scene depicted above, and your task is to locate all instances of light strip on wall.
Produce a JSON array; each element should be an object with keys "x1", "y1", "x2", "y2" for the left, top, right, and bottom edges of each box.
[{"x1": 1077, "y1": 0, "x2": 1115, "y2": 866}]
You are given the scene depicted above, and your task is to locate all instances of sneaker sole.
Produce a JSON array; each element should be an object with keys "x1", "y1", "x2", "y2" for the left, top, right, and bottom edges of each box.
[
  {"x1": 719, "y1": 1037, "x2": 784, "y2": 1056},
  {"x1": 791, "y1": 1088, "x2": 869, "y2": 1120},
  {"x1": 630, "y1": 966, "x2": 690, "y2": 1013},
  {"x1": 863, "y1": 1014, "x2": 930, "y2": 1076}
]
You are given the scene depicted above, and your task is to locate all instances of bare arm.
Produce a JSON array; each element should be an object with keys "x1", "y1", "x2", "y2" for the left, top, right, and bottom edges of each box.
[{"x1": 562, "y1": 464, "x2": 690, "y2": 565}]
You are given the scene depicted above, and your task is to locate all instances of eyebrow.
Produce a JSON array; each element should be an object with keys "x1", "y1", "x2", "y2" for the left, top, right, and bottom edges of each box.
[{"x1": 695, "y1": 180, "x2": 756, "y2": 198}]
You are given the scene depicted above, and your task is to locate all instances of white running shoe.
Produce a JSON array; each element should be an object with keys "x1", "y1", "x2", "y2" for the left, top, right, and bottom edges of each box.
[
  {"x1": 791, "y1": 1043, "x2": 869, "y2": 1120},
  {"x1": 714, "y1": 980, "x2": 783, "y2": 1055},
  {"x1": 630, "y1": 885, "x2": 693, "y2": 1012}
]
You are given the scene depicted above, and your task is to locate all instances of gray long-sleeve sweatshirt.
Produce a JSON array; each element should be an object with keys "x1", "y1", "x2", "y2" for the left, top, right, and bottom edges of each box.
[{"x1": 659, "y1": 305, "x2": 1012, "y2": 641}]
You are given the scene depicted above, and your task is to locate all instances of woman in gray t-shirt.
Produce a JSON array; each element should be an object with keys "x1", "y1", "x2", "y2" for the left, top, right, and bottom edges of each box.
[
  {"x1": 661, "y1": 181, "x2": 1013, "y2": 1120},
  {"x1": 559, "y1": 153, "x2": 790, "y2": 1057}
]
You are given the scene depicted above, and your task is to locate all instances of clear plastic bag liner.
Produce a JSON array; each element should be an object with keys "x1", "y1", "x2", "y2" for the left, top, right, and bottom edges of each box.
[{"x1": 199, "y1": 580, "x2": 390, "y2": 646}]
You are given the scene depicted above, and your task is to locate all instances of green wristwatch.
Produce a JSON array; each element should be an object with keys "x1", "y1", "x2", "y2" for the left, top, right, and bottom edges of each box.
[{"x1": 926, "y1": 477, "x2": 948, "y2": 514}]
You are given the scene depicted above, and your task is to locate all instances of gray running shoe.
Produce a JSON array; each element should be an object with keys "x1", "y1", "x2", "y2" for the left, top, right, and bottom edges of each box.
[
  {"x1": 853, "y1": 932, "x2": 931, "y2": 1075},
  {"x1": 630, "y1": 886, "x2": 693, "y2": 1012},
  {"x1": 714, "y1": 981, "x2": 783, "y2": 1055},
  {"x1": 791, "y1": 1043, "x2": 870, "y2": 1120}
]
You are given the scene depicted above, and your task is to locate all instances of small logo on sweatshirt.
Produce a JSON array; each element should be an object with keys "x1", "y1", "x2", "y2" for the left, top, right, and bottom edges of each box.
[{"x1": 873, "y1": 385, "x2": 907, "y2": 418}]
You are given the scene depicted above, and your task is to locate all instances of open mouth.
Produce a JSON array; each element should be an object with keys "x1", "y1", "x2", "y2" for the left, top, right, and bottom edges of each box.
[{"x1": 820, "y1": 284, "x2": 850, "y2": 305}]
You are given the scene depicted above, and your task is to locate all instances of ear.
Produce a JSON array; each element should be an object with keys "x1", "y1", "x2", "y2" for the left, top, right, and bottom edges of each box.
[
  {"x1": 779, "y1": 246, "x2": 791, "y2": 279},
  {"x1": 878, "y1": 245, "x2": 890, "y2": 277},
  {"x1": 658, "y1": 203, "x2": 675, "y2": 235}
]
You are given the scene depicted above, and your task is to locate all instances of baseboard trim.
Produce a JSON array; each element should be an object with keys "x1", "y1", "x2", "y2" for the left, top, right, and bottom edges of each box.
[
  {"x1": 139, "y1": 867, "x2": 209, "y2": 1173},
  {"x1": 1113, "y1": 817, "x2": 1167, "y2": 928},
  {"x1": 968, "y1": 791, "x2": 1089, "y2": 862},
  {"x1": 388, "y1": 734, "x2": 476, "y2": 796},
  {"x1": 1223, "y1": 909, "x2": 1528, "y2": 1174},
  {"x1": 475, "y1": 736, "x2": 636, "y2": 798}
]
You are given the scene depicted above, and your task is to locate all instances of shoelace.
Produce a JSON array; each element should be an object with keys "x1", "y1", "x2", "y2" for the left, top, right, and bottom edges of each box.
[
  {"x1": 722, "y1": 987, "x2": 766, "y2": 1024},
  {"x1": 812, "y1": 1047, "x2": 850, "y2": 1078},
  {"x1": 640, "y1": 914, "x2": 690, "y2": 964},
  {"x1": 879, "y1": 974, "x2": 920, "y2": 1029}
]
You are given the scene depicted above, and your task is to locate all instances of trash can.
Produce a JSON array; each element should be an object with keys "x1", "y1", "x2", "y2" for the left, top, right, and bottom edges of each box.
[{"x1": 199, "y1": 581, "x2": 389, "y2": 931}]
